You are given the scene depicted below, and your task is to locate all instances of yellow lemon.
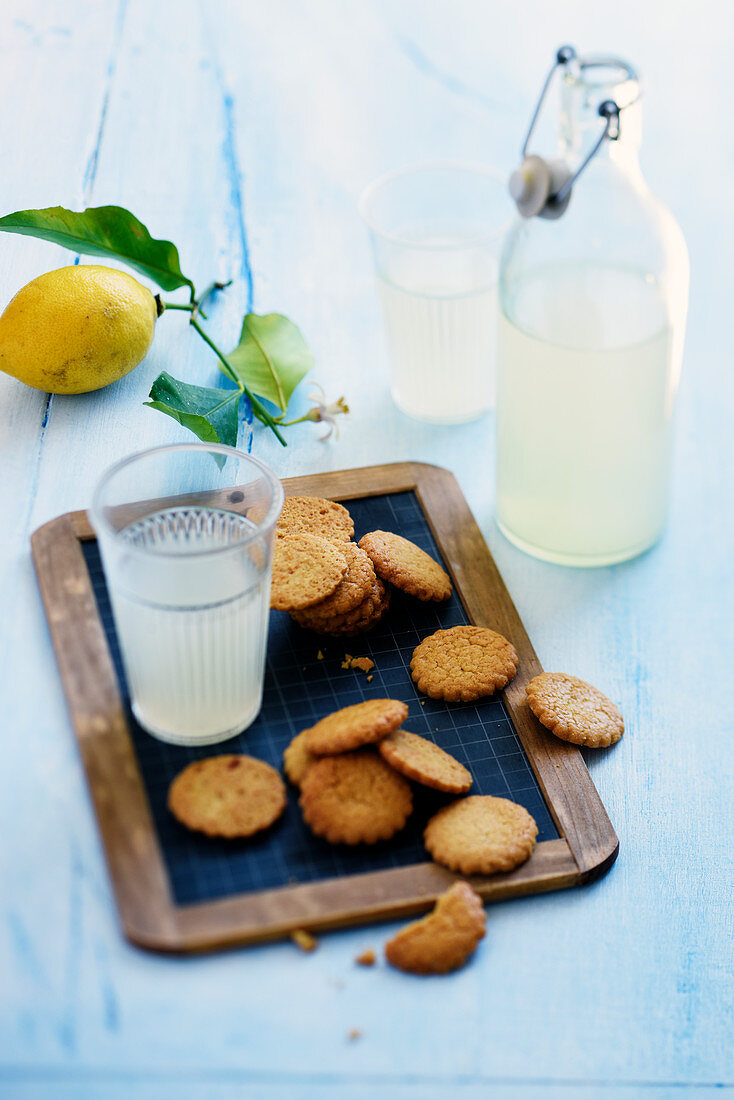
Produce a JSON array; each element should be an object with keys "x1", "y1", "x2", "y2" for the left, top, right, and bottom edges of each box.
[{"x1": 0, "y1": 264, "x2": 158, "y2": 394}]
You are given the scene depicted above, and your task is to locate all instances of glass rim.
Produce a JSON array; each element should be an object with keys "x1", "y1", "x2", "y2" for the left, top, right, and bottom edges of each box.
[
  {"x1": 358, "y1": 160, "x2": 512, "y2": 250},
  {"x1": 89, "y1": 441, "x2": 284, "y2": 560}
]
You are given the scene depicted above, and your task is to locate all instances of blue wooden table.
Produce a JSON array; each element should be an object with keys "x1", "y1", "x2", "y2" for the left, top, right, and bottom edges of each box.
[{"x1": 1, "y1": 1, "x2": 732, "y2": 1096}]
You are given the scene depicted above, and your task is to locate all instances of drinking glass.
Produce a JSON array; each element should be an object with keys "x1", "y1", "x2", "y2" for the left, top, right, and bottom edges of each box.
[
  {"x1": 359, "y1": 162, "x2": 511, "y2": 423},
  {"x1": 90, "y1": 443, "x2": 284, "y2": 747}
]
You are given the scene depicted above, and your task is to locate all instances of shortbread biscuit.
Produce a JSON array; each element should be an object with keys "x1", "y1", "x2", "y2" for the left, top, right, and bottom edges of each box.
[
  {"x1": 168, "y1": 755, "x2": 286, "y2": 839},
  {"x1": 424, "y1": 795, "x2": 537, "y2": 875},
  {"x1": 526, "y1": 672, "x2": 624, "y2": 748},
  {"x1": 300, "y1": 751, "x2": 413, "y2": 844},
  {"x1": 290, "y1": 576, "x2": 379, "y2": 632},
  {"x1": 296, "y1": 543, "x2": 376, "y2": 619},
  {"x1": 326, "y1": 578, "x2": 390, "y2": 636},
  {"x1": 277, "y1": 496, "x2": 354, "y2": 543},
  {"x1": 283, "y1": 729, "x2": 318, "y2": 787},
  {"x1": 411, "y1": 626, "x2": 518, "y2": 702},
  {"x1": 270, "y1": 533, "x2": 347, "y2": 611},
  {"x1": 385, "y1": 882, "x2": 486, "y2": 974},
  {"x1": 359, "y1": 530, "x2": 452, "y2": 602},
  {"x1": 304, "y1": 698, "x2": 408, "y2": 755},
  {"x1": 378, "y1": 731, "x2": 472, "y2": 794}
]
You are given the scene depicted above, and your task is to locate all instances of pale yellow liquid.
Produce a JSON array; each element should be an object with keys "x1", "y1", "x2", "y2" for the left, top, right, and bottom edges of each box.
[
  {"x1": 378, "y1": 276, "x2": 497, "y2": 421},
  {"x1": 376, "y1": 224, "x2": 498, "y2": 422},
  {"x1": 496, "y1": 264, "x2": 675, "y2": 565},
  {"x1": 109, "y1": 507, "x2": 269, "y2": 745}
]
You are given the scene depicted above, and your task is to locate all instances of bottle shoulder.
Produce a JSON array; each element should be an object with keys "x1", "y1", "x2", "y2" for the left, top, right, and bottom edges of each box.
[{"x1": 500, "y1": 160, "x2": 689, "y2": 289}]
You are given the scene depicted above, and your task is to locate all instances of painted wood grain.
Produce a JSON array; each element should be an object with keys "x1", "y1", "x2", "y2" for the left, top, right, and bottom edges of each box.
[{"x1": 1, "y1": 0, "x2": 732, "y2": 1091}]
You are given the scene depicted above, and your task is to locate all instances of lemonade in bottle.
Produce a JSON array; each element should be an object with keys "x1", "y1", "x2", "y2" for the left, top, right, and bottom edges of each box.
[{"x1": 496, "y1": 49, "x2": 689, "y2": 566}]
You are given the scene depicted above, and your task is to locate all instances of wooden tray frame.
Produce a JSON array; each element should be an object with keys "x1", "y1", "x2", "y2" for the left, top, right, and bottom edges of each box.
[{"x1": 32, "y1": 462, "x2": 618, "y2": 953}]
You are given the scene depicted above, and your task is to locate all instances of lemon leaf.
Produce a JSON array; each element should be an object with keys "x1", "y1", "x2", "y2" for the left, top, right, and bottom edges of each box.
[
  {"x1": 144, "y1": 372, "x2": 241, "y2": 447},
  {"x1": 227, "y1": 313, "x2": 314, "y2": 412},
  {"x1": 0, "y1": 205, "x2": 193, "y2": 292}
]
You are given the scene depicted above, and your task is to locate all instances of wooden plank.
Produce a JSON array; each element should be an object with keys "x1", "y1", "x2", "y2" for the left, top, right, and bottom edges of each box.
[
  {"x1": 5, "y1": 0, "x2": 733, "y2": 1088},
  {"x1": 174, "y1": 840, "x2": 578, "y2": 952},
  {"x1": 32, "y1": 462, "x2": 617, "y2": 953},
  {"x1": 31, "y1": 514, "x2": 178, "y2": 950},
  {"x1": 24, "y1": 0, "x2": 258, "y2": 540}
]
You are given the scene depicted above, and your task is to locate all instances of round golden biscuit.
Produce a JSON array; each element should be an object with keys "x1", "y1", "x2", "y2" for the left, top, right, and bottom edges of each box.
[
  {"x1": 304, "y1": 697, "x2": 408, "y2": 755},
  {"x1": 410, "y1": 626, "x2": 518, "y2": 702},
  {"x1": 270, "y1": 533, "x2": 347, "y2": 611},
  {"x1": 299, "y1": 750, "x2": 413, "y2": 844},
  {"x1": 291, "y1": 576, "x2": 389, "y2": 636},
  {"x1": 337, "y1": 578, "x2": 391, "y2": 636},
  {"x1": 290, "y1": 584, "x2": 378, "y2": 633},
  {"x1": 526, "y1": 672, "x2": 624, "y2": 748},
  {"x1": 359, "y1": 530, "x2": 452, "y2": 602},
  {"x1": 295, "y1": 542, "x2": 376, "y2": 619},
  {"x1": 283, "y1": 729, "x2": 318, "y2": 788},
  {"x1": 378, "y1": 730, "x2": 472, "y2": 794},
  {"x1": 168, "y1": 755, "x2": 286, "y2": 839},
  {"x1": 276, "y1": 496, "x2": 354, "y2": 543},
  {"x1": 384, "y1": 881, "x2": 486, "y2": 974},
  {"x1": 424, "y1": 795, "x2": 537, "y2": 875}
]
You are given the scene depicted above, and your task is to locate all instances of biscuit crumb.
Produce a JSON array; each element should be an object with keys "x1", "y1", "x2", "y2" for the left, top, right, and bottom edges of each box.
[
  {"x1": 347, "y1": 1028, "x2": 362, "y2": 1041},
  {"x1": 291, "y1": 928, "x2": 318, "y2": 952},
  {"x1": 341, "y1": 654, "x2": 375, "y2": 674},
  {"x1": 317, "y1": 649, "x2": 324, "y2": 660},
  {"x1": 355, "y1": 949, "x2": 376, "y2": 966},
  {"x1": 367, "y1": 674, "x2": 373, "y2": 682}
]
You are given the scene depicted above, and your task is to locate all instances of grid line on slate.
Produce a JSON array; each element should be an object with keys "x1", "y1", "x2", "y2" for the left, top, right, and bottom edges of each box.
[{"x1": 83, "y1": 490, "x2": 557, "y2": 906}]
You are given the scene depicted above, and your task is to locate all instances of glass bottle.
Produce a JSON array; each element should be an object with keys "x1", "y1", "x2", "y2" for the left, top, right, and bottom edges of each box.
[{"x1": 496, "y1": 53, "x2": 689, "y2": 566}]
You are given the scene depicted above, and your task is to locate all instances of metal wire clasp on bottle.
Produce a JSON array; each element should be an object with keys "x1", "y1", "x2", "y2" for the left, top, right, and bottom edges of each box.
[{"x1": 509, "y1": 45, "x2": 623, "y2": 219}]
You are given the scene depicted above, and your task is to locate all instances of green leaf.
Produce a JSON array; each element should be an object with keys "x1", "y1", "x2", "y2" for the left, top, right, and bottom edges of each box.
[
  {"x1": 0, "y1": 205, "x2": 193, "y2": 292},
  {"x1": 144, "y1": 372, "x2": 240, "y2": 447},
  {"x1": 227, "y1": 313, "x2": 314, "y2": 412}
]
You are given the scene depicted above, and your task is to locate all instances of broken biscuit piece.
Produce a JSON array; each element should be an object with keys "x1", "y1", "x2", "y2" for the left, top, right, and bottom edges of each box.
[{"x1": 384, "y1": 882, "x2": 486, "y2": 975}]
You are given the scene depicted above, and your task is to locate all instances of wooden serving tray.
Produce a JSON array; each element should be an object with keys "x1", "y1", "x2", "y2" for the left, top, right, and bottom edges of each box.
[{"x1": 32, "y1": 462, "x2": 618, "y2": 952}]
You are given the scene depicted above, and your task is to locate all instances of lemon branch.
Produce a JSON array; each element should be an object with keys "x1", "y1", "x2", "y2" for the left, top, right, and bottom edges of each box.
[
  {"x1": 188, "y1": 316, "x2": 287, "y2": 446},
  {"x1": 0, "y1": 203, "x2": 321, "y2": 452},
  {"x1": 158, "y1": 297, "x2": 287, "y2": 446}
]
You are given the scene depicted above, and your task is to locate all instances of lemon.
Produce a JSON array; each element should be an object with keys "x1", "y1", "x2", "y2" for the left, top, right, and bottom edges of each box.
[{"x1": 0, "y1": 264, "x2": 158, "y2": 394}]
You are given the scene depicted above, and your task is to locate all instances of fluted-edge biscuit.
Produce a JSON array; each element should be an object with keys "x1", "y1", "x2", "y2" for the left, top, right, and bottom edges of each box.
[
  {"x1": 270, "y1": 533, "x2": 347, "y2": 611},
  {"x1": 168, "y1": 755, "x2": 286, "y2": 839},
  {"x1": 378, "y1": 730, "x2": 472, "y2": 794},
  {"x1": 290, "y1": 573, "x2": 382, "y2": 631},
  {"x1": 424, "y1": 795, "x2": 537, "y2": 875},
  {"x1": 526, "y1": 672, "x2": 624, "y2": 748},
  {"x1": 384, "y1": 882, "x2": 486, "y2": 974},
  {"x1": 324, "y1": 578, "x2": 390, "y2": 637},
  {"x1": 294, "y1": 542, "x2": 376, "y2": 620},
  {"x1": 276, "y1": 496, "x2": 354, "y2": 543},
  {"x1": 359, "y1": 530, "x2": 452, "y2": 602},
  {"x1": 300, "y1": 750, "x2": 413, "y2": 844},
  {"x1": 283, "y1": 729, "x2": 318, "y2": 788},
  {"x1": 411, "y1": 625, "x2": 518, "y2": 702},
  {"x1": 304, "y1": 697, "x2": 408, "y2": 755}
]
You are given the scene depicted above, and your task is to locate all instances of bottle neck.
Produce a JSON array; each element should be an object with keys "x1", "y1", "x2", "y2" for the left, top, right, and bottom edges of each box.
[{"x1": 559, "y1": 58, "x2": 643, "y2": 176}]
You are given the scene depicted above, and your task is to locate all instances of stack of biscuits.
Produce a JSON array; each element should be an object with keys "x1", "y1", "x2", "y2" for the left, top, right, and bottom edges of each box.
[{"x1": 269, "y1": 495, "x2": 452, "y2": 636}]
